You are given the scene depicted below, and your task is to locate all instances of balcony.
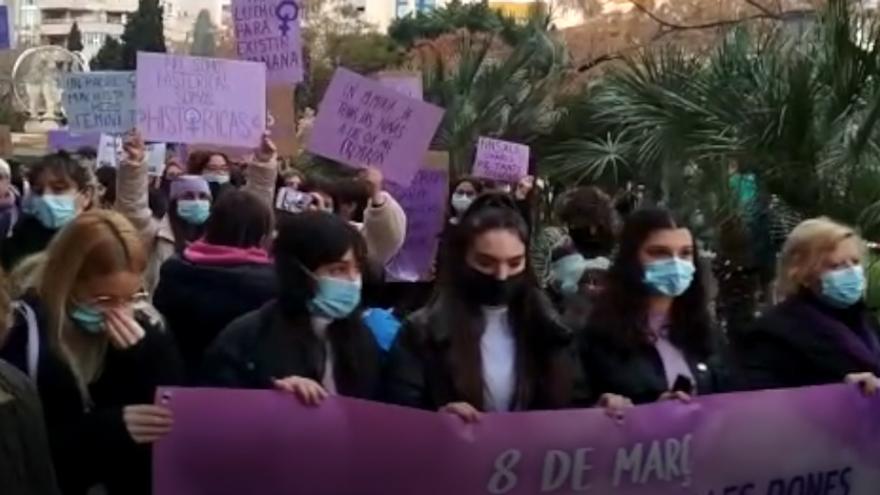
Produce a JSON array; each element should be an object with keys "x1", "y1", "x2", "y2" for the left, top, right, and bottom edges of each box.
[
  {"x1": 38, "y1": 0, "x2": 137, "y2": 12},
  {"x1": 40, "y1": 21, "x2": 125, "y2": 37}
]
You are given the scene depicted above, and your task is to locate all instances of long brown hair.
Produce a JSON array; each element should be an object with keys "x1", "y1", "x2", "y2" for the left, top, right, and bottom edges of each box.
[{"x1": 38, "y1": 210, "x2": 147, "y2": 398}]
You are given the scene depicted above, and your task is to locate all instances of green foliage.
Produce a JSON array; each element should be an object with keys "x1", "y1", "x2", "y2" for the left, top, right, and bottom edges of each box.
[
  {"x1": 121, "y1": 0, "x2": 166, "y2": 69},
  {"x1": 67, "y1": 22, "x2": 84, "y2": 52},
  {"x1": 388, "y1": 0, "x2": 529, "y2": 48},
  {"x1": 90, "y1": 36, "x2": 124, "y2": 70},
  {"x1": 190, "y1": 9, "x2": 216, "y2": 57}
]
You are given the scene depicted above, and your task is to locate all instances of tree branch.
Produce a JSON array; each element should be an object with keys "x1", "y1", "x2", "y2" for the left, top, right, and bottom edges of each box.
[{"x1": 627, "y1": 0, "x2": 814, "y2": 33}]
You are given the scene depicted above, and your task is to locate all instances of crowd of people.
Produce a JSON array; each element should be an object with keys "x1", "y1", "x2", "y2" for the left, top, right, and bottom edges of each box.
[{"x1": 0, "y1": 130, "x2": 878, "y2": 495}]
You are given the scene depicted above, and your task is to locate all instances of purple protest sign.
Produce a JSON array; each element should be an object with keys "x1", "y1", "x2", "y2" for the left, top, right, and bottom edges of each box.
[
  {"x1": 385, "y1": 155, "x2": 448, "y2": 281},
  {"x1": 0, "y1": 6, "x2": 10, "y2": 50},
  {"x1": 155, "y1": 384, "x2": 880, "y2": 495},
  {"x1": 232, "y1": 0, "x2": 303, "y2": 84},
  {"x1": 307, "y1": 67, "x2": 444, "y2": 186},
  {"x1": 47, "y1": 130, "x2": 101, "y2": 152},
  {"x1": 136, "y1": 52, "x2": 266, "y2": 148},
  {"x1": 473, "y1": 136, "x2": 530, "y2": 183}
]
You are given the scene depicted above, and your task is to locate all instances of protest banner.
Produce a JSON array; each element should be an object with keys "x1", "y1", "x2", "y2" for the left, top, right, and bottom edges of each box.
[
  {"x1": 47, "y1": 130, "x2": 101, "y2": 152},
  {"x1": 0, "y1": 125, "x2": 11, "y2": 156},
  {"x1": 96, "y1": 134, "x2": 167, "y2": 176},
  {"x1": 60, "y1": 72, "x2": 136, "y2": 134},
  {"x1": 0, "y1": 6, "x2": 9, "y2": 50},
  {"x1": 307, "y1": 67, "x2": 444, "y2": 187},
  {"x1": 232, "y1": 0, "x2": 303, "y2": 84},
  {"x1": 473, "y1": 136, "x2": 530, "y2": 183},
  {"x1": 376, "y1": 71, "x2": 423, "y2": 100},
  {"x1": 136, "y1": 52, "x2": 266, "y2": 148},
  {"x1": 267, "y1": 85, "x2": 297, "y2": 156},
  {"x1": 155, "y1": 384, "x2": 880, "y2": 495},
  {"x1": 385, "y1": 151, "x2": 448, "y2": 282}
]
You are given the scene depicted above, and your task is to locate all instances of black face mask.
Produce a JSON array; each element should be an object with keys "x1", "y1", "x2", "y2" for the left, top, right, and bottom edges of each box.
[{"x1": 461, "y1": 266, "x2": 526, "y2": 306}]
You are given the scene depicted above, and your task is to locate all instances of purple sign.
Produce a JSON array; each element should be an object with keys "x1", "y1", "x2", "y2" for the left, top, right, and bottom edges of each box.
[
  {"x1": 473, "y1": 136, "x2": 530, "y2": 183},
  {"x1": 232, "y1": 0, "x2": 303, "y2": 84},
  {"x1": 155, "y1": 384, "x2": 880, "y2": 494},
  {"x1": 378, "y1": 73, "x2": 423, "y2": 100},
  {"x1": 307, "y1": 67, "x2": 444, "y2": 187},
  {"x1": 385, "y1": 164, "x2": 448, "y2": 281},
  {"x1": 136, "y1": 52, "x2": 266, "y2": 148},
  {"x1": 47, "y1": 130, "x2": 101, "y2": 152},
  {"x1": 0, "y1": 6, "x2": 9, "y2": 50}
]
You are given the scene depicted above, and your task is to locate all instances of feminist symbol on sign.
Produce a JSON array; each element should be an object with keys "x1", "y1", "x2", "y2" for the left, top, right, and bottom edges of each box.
[
  {"x1": 183, "y1": 108, "x2": 202, "y2": 134},
  {"x1": 275, "y1": 0, "x2": 300, "y2": 37}
]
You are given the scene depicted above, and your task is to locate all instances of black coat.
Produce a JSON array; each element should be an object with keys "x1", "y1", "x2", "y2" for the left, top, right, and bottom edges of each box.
[
  {"x1": 0, "y1": 359, "x2": 60, "y2": 495},
  {"x1": 0, "y1": 297, "x2": 184, "y2": 495},
  {"x1": 2, "y1": 215, "x2": 55, "y2": 269},
  {"x1": 579, "y1": 325, "x2": 730, "y2": 405},
  {"x1": 153, "y1": 254, "x2": 276, "y2": 379},
  {"x1": 386, "y1": 296, "x2": 590, "y2": 411},
  {"x1": 201, "y1": 301, "x2": 383, "y2": 400},
  {"x1": 734, "y1": 292, "x2": 880, "y2": 391}
]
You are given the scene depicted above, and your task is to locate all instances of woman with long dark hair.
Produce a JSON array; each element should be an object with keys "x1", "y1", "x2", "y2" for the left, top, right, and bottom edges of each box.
[
  {"x1": 202, "y1": 211, "x2": 382, "y2": 403},
  {"x1": 387, "y1": 194, "x2": 629, "y2": 421},
  {"x1": 580, "y1": 208, "x2": 729, "y2": 404}
]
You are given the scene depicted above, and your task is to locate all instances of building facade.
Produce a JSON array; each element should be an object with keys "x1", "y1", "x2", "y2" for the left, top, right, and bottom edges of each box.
[{"x1": 160, "y1": 0, "x2": 223, "y2": 48}]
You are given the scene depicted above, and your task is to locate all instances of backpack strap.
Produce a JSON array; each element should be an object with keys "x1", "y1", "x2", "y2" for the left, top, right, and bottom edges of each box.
[{"x1": 13, "y1": 301, "x2": 39, "y2": 383}]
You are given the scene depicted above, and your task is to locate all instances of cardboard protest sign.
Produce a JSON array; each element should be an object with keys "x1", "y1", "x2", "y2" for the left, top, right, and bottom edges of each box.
[
  {"x1": 0, "y1": 6, "x2": 10, "y2": 50},
  {"x1": 376, "y1": 71, "x2": 423, "y2": 100},
  {"x1": 47, "y1": 131, "x2": 101, "y2": 152},
  {"x1": 136, "y1": 52, "x2": 266, "y2": 148},
  {"x1": 267, "y1": 85, "x2": 297, "y2": 156},
  {"x1": 232, "y1": 0, "x2": 303, "y2": 84},
  {"x1": 308, "y1": 68, "x2": 444, "y2": 186},
  {"x1": 472, "y1": 136, "x2": 530, "y2": 183},
  {"x1": 60, "y1": 72, "x2": 136, "y2": 134},
  {"x1": 385, "y1": 151, "x2": 448, "y2": 282},
  {"x1": 0, "y1": 125, "x2": 11, "y2": 156},
  {"x1": 97, "y1": 134, "x2": 167, "y2": 176}
]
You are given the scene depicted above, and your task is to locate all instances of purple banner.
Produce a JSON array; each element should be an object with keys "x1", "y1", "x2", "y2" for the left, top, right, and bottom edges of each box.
[
  {"x1": 385, "y1": 164, "x2": 448, "y2": 281},
  {"x1": 0, "y1": 6, "x2": 10, "y2": 50},
  {"x1": 307, "y1": 67, "x2": 444, "y2": 186},
  {"x1": 47, "y1": 130, "x2": 101, "y2": 152},
  {"x1": 377, "y1": 72, "x2": 423, "y2": 100},
  {"x1": 155, "y1": 384, "x2": 880, "y2": 495},
  {"x1": 232, "y1": 0, "x2": 303, "y2": 84}
]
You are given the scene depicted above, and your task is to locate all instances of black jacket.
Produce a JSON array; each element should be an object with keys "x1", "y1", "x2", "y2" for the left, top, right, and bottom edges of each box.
[
  {"x1": 734, "y1": 292, "x2": 880, "y2": 391},
  {"x1": 0, "y1": 297, "x2": 184, "y2": 495},
  {"x1": 386, "y1": 296, "x2": 590, "y2": 411},
  {"x1": 0, "y1": 359, "x2": 60, "y2": 495},
  {"x1": 2, "y1": 215, "x2": 55, "y2": 269},
  {"x1": 579, "y1": 325, "x2": 730, "y2": 405},
  {"x1": 201, "y1": 301, "x2": 383, "y2": 400},
  {"x1": 153, "y1": 254, "x2": 276, "y2": 379}
]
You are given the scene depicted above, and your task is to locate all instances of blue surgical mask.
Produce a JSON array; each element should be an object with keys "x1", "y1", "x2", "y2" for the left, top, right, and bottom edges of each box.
[
  {"x1": 552, "y1": 254, "x2": 589, "y2": 296},
  {"x1": 31, "y1": 194, "x2": 77, "y2": 229},
  {"x1": 821, "y1": 265, "x2": 865, "y2": 308},
  {"x1": 177, "y1": 199, "x2": 211, "y2": 225},
  {"x1": 69, "y1": 304, "x2": 105, "y2": 334},
  {"x1": 203, "y1": 173, "x2": 230, "y2": 184},
  {"x1": 451, "y1": 193, "x2": 473, "y2": 214},
  {"x1": 643, "y1": 258, "x2": 696, "y2": 297},
  {"x1": 307, "y1": 276, "x2": 363, "y2": 320}
]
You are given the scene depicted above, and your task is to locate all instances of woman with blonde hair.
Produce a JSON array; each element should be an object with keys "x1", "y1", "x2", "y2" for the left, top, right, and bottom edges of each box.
[
  {"x1": 736, "y1": 217, "x2": 880, "y2": 393},
  {"x1": 0, "y1": 209, "x2": 183, "y2": 495}
]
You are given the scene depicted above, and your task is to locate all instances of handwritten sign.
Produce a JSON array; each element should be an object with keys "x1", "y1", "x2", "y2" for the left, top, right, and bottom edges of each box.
[
  {"x1": 60, "y1": 72, "x2": 136, "y2": 134},
  {"x1": 47, "y1": 131, "x2": 101, "y2": 152},
  {"x1": 267, "y1": 85, "x2": 297, "y2": 156},
  {"x1": 307, "y1": 67, "x2": 444, "y2": 187},
  {"x1": 0, "y1": 6, "x2": 9, "y2": 50},
  {"x1": 377, "y1": 71, "x2": 423, "y2": 100},
  {"x1": 472, "y1": 136, "x2": 530, "y2": 183},
  {"x1": 96, "y1": 134, "x2": 167, "y2": 176},
  {"x1": 233, "y1": 0, "x2": 303, "y2": 84},
  {"x1": 385, "y1": 152, "x2": 448, "y2": 281},
  {"x1": 136, "y1": 52, "x2": 266, "y2": 148}
]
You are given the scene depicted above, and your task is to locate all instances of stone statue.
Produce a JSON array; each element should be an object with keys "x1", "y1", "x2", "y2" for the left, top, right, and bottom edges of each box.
[{"x1": 12, "y1": 46, "x2": 84, "y2": 131}]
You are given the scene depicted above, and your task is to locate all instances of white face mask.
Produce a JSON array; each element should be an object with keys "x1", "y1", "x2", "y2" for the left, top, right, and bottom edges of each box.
[{"x1": 451, "y1": 193, "x2": 473, "y2": 214}]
